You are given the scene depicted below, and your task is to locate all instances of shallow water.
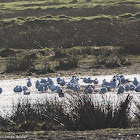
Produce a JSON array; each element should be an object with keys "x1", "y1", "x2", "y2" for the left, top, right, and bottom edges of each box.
[{"x1": 0, "y1": 74, "x2": 140, "y2": 117}]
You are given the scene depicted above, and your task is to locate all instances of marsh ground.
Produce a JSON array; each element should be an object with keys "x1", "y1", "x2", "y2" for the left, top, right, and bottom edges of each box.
[{"x1": 0, "y1": 128, "x2": 140, "y2": 140}]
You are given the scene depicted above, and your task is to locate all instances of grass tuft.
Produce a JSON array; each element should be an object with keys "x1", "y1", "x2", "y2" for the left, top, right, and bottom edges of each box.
[{"x1": 0, "y1": 94, "x2": 135, "y2": 131}]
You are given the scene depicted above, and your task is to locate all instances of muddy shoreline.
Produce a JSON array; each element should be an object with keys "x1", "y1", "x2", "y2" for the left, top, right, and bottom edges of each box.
[{"x1": 1, "y1": 63, "x2": 140, "y2": 80}]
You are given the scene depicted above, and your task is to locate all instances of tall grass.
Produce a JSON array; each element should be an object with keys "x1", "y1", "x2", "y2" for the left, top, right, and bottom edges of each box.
[
  {"x1": 133, "y1": 101, "x2": 140, "y2": 127},
  {"x1": 10, "y1": 98, "x2": 74, "y2": 131},
  {"x1": 0, "y1": 115, "x2": 13, "y2": 131},
  {"x1": 68, "y1": 94, "x2": 132, "y2": 130},
  {"x1": 8, "y1": 94, "x2": 133, "y2": 131}
]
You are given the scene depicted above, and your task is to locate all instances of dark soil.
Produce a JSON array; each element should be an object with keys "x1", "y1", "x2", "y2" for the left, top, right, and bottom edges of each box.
[
  {"x1": 0, "y1": 62, "x2": 140, "y2": 80},
  {"x1": 0, "y1": 128, "x2": 140, "y2": 140}
]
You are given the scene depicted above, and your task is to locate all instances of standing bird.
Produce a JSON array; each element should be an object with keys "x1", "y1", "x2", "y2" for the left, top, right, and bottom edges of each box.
[
  {"x1": 125, "y1": 85, "x2": 130, "y2": 92},
  {"x1": 27, "y1": 78, "x2": 32, "y2": 87},
  {"x1": 67, "y1": 82, "x2": 72, "y2": 89},
  {"x1": 47, "y1": 77, "x2": 54, "y2": 86},
  {"x1": 87, "y1": 77, "x2": 93, "y2": 83},
  {"x1": 85, "y1": 85, "x2": 95, "y2": 91},
  {"x1": 57, "y1": 86, "x2": 64, "y2": 97},
  {"x1": 117, "y1": 85, "x2": 125, "y2": 94},
  {"x1": 133, "y1": 77, "x2": 139, "y2": 86},
  {"x1": 100, "y1": 87, "x2": 108, "y2": 94},
  {"x1": 120, "y1": 77, "x2": 129, "y2": 84},
  {"x1": 83, "y1": 77, "x2": 87, "y2": 83},
  {"x1": 23, "y1": 86, "x2": 28, "y2": 91},
  {"x1": 102, "y1": 79, "x2": 110, "y2": 87},
  {"x1": 57, "y1": 77, "x2": 62, "y2": 84},
  {"x1": 13, "y1": 86, "x2": 22, "y2": 93},
  {"x1": 117, "y1": 76, "x2": 121, "y2": 86},
  {"x1": 71, "y1": 76, "x2": 77, "y2": 82},
  {"x1": 120, "y1": 74, "x2": 124, "y2": 78},
  {"x1": 135, "y1": 85, "x2": 140, "y2": 92},
  {"x1": 110, "y1": 80, "x2": 116, "y2": 89},
  {"x1": 18, "y1": 86, "x2": 22, "y2": 92},
  {"x1": 56, "y1": 86, "x2": 61, "y2": 94},
  {"x1": 86, "y1": 86, "x2": 94, "y2": 94},
  {"x1": 40, "y1": 78, "x2": 47, "y2": 83},
  {"x1": 35, "y1": 80, "x2": 40, "y2": 89},
  {"x1": 50, "y1": 85, "x2": 57, "y2": 91},
  {"x1": 93, "y1": 78, "x2": 99, "y2": 85},
  {"x1": 13, "y1": 86, "x2": 19, "y2": 92},
  {"x1": 44, "y1": 83, "x2": 48, "y2": 91},
  {"x1": 38, "y1": 84, "x2": 44, "y2": 92},
  {"x1": 59, "y1": 79, "x2": 66, "y2": 86},
  {"x1": 72, "y1": 83, "x2": 80, "y2": 91}
]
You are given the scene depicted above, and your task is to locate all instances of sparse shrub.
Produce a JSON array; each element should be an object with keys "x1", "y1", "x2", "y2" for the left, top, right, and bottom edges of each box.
[
  {"x1": 55, "y1": 56, "x2": 79, "y2": 70},
  {"x1": 71, "y1": 48, "x2": 82, "y2": 56},
  {"x1": 0, "y1": 48, "x2": 15, "y2": 57},
  {"x1": 81, "y1": 47, "x2": 93, "y2": 55},
  {"x1": 100, "y1": 47, "x2": 113, "y2": 56},
  {"x1": 11, "y1": 100, "x2": 40, "y2": 124},
  {"x1": 53, "y1": 48, "x2": 67, "y2": 58},
  {"x1": 46, "y1": 66, "x2": 55, "y2": 73},
  {"x1": 19, "y1": 54, "x2": 35, "y2": 71},
  {"x1": 5, "y1": 54, "x2": 35, "y2": 73},
  {"x1": 11, "y1": 99, "x2": 43, "y2": 131},
  {"x1": 39, "y1": 50, "x2": 45, "y2": 56},
  {"x1": 38, "y1": 98, "x2": 74, "y2": 131},
  {"x1": 69, "y1": 47, "x2": 95, "y2": 56},
  {"x1": 96, "y1": 54, "x2": 122, "y2": 68},
  {"x1": 5, "y1": 56, "x2": 19, "y2": 72},
  {"x1": 95, "y1": 49, "x2": 131, "y2": 68},
  {"x1": 39, "y1": 60, "x2": 55, "y2": 74},
  {"x1": 11, "y1": 98, "x2": 72, "y2": 131},
  {"x1": 92, "y1": 48, "x2": 102, "y2": 56},
  {"x1": 104, "y1": 55, "x2": 124, "y2": 68}
]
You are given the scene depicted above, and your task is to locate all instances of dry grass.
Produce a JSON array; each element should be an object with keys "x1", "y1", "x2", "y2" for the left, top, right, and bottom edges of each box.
[{"x1": 0, "y1": 94, "x2": 131, "y2": 132}]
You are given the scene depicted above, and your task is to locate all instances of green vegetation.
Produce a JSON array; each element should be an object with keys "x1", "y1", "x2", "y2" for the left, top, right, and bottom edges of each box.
[
  {"x1": 0, "y1": 46, "x2": 133, "y2": 74},
  {"x1": 0, "y1": 0, "x2": 139, "y2": 72}
]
